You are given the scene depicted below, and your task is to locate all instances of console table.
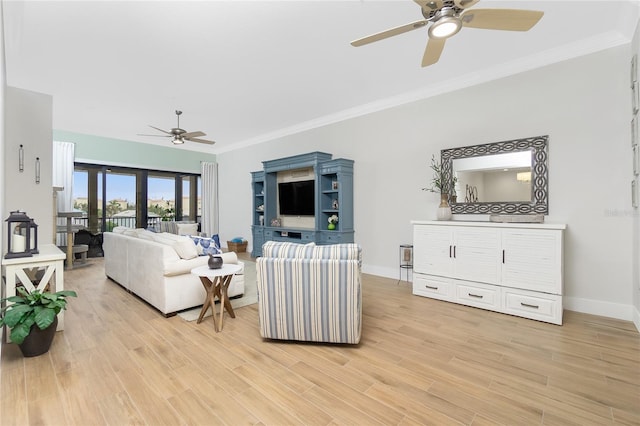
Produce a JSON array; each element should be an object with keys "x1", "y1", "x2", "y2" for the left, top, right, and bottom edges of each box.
[
  {"x1": 412, "y1": 221, "x2": 566, "y2": 325},
  {"x1": 1, "y1": 244, "x2": 66, "y2": 342}
]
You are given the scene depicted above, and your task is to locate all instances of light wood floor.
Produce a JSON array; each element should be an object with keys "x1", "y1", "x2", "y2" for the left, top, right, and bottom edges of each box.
[{"x1": 2, "y1": 255, "x2": 639, "y2": 425}]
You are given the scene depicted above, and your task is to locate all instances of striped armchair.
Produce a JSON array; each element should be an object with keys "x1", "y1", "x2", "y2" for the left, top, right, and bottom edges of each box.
[{"x1": 256, "y1": 241, "x2": 362, "y2": 344}]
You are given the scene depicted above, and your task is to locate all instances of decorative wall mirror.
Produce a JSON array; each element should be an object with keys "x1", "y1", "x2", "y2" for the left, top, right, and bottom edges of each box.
[{"x1": 441, "y1": 135, "x2": 548, "y2": 214}]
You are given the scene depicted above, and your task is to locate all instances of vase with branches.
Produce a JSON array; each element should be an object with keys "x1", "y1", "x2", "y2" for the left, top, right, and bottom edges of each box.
[{"x1": 422, "y1": 154, "x2": 452, "y2": 220}]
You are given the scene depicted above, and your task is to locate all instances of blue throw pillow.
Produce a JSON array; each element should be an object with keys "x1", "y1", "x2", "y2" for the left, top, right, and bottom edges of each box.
[{"x1": 189, "y1": 235, "x2": 222, "y2": 256}]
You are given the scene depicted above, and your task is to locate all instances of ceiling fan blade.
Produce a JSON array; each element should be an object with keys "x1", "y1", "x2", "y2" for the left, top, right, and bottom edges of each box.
[
  {"x1": 181, "y1": 130, "x2": 206, "y2": 139},
  {"x1": 186, "y1": 137, "x2": 216, "y2": 145},
  {"x1": 351, "y1": 20, "x2": 428, "y2": 47},
  {"x1": 148, "y1": 125, "x2": 173, "y2": 135},
  {"x1": 461, "y1": 9, "x2": 544, "y2": 32},
  {"x1": 422, "y1": 37, "x2": 446, "y2": 67},
  {"x1": 137, "y1": 133, "x2": 172, "y2": 138}
]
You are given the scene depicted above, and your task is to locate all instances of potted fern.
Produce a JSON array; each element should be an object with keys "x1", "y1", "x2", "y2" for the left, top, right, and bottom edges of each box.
[{"x1": 0, "y1": 287, "x2": 77, "y2": 357}]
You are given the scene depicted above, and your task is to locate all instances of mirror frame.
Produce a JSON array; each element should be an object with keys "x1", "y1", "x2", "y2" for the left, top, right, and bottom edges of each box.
[{"x1": 442, "y1": 135, "x2": 549, "y2": 214}]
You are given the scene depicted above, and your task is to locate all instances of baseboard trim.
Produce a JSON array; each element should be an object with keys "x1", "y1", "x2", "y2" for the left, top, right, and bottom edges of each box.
[
  {"x1": 633, "y1": 305, "x2": 640, "y2": 333},
  {"x1": 563, "y1": 296, "x2": 634, "y2": 322}
]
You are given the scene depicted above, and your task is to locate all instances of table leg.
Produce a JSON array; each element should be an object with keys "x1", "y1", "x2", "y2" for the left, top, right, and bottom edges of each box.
[
  {"x1": 66, "y1": 217, "x2": 74, "y2": 270},
  {"x1": 197, "y1": 276, "x2": 219, "y2": 332},
  {"x1": 215, "y1": 274, "x2": 236, "y2": 331}
]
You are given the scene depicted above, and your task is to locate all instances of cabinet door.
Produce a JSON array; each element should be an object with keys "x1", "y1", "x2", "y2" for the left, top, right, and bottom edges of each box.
[
  {"x1": 453, "y1": 227, "x2": 501, "y2": 284},
  {"x1": 501, "y1": 229, "x2": 562, "y2": 294},
  {"x1": 413, "y1": 225, "x2": 453, "y2": 276}
]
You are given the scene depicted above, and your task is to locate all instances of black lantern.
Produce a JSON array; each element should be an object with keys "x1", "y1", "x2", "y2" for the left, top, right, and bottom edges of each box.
[{"x1": 4, "y1": 211, "x2": 36, "y2": 259}]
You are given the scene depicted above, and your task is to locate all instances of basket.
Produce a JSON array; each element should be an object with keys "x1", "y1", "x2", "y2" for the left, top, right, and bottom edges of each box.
[{"x1": 227, "y1": 241, "x2": 248, "y2": 253}]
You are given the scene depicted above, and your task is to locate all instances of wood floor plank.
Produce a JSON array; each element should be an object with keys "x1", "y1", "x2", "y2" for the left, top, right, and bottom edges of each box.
[{"x1": 1, "y1": 257, "x2": 638, "y2": 425}]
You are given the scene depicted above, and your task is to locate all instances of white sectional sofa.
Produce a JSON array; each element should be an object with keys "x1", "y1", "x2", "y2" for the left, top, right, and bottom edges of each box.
[{"x1": 103, "y1": 228, "x2": 244, "y2": 316}]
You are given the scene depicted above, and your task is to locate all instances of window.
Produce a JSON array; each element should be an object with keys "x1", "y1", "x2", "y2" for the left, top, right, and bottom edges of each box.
[
  {"x1": 73, "y1": 163, "x2": 200, "y2": 233},
  {"x1": 105, "y1": 171, "x2": 136, "y2": 230},
  {"x1": 148, "y1": 174, "x2": 175, "y2": 228}
]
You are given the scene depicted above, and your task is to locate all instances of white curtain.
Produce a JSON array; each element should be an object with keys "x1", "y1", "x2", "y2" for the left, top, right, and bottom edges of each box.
[
  {"x1": 53, "y1": 141, "x2": 75, "y2": 244},
  {"x1": 201, "y1": 162, "x2": 219, "y2": 237}
]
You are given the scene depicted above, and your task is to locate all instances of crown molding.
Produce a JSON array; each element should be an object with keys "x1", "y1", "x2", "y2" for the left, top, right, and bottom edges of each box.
[{"x1": 215, "y1": 30, "x2": 630, "y2": 155}]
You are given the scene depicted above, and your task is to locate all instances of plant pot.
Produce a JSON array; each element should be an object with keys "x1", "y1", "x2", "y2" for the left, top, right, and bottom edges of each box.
[
  {"x1": 208, "y1": 254, "x2": 223, "y2": 269},
  {"x1": 437, "y1": 193, "x2": 452, "y2": 221},
  {"x1": 18, "y1": 316, "x2": 58, "y2": 357},
  {"x1": 328, "y1": 223, "x2": 336, "y2": 230}
]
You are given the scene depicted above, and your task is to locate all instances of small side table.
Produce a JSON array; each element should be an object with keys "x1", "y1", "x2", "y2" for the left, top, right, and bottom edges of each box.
[
  {"x1": 398, "y1": 244, "x2": 413, "y2": 284},
  {"x1": 190, "y1": 264, "x2": 242, "y2": 331},
  {"x1": 2, "y1": 244, "x2": 66, "y2": 342}
]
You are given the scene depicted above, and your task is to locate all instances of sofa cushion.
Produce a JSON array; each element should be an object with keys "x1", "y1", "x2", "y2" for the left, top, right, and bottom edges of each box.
[
  {"x1": 261, "y1": 241, "x2": 316, "y2": 259},
  {"x1": 152, "y1": 234, "x2": 199, "y2": 260},
  {"x1": 312, "y1": 244, "x2": 362, "y2": 263},
  {"x1": 177, "y1": 223, "x2": 198, "y2": 236}
]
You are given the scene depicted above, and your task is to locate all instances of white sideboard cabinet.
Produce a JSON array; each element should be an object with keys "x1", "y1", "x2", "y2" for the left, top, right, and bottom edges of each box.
[{"x1": 412, "y1": 221, "x2": 566, "y2": 325}]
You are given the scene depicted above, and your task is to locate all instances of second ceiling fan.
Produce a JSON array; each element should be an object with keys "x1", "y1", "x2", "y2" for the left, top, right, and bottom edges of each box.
[
  {"x1": 351, "y1": 0, "x2": 544, "y2": 67},
  {"x1": 139, "y1": 110, "x2": 215, "y2": 145}
]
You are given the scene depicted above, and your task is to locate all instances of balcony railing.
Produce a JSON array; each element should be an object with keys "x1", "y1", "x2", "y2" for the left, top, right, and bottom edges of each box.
[{"x1": 68, "y1": 216, "x2": 200, "y2": 232}]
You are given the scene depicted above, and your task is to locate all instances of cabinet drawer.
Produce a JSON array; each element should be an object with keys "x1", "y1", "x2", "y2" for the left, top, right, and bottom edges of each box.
[
  {"x1": 456, "y1": 281, "x2": 500, "y2": 311},
  {"x1": 502, "y1": 288, "x2": 563, "y2": 325},
  {"x1": 413, "y1": 275, "x2": 454, "y2": 302}
]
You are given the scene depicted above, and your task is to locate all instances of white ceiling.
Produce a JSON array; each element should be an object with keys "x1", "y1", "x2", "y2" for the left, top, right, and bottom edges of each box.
[{"x1": 3, "y1": 0, "x2": 638, "y2": 154}]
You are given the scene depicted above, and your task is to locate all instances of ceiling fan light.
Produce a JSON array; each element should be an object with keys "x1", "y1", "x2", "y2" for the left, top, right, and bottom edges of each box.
[
  {"x1": 172, "y1": 136, "x2": 184, "y2": 145},
  {"x1": 428, "y1": 17, "x2": 461, "y2": 38}
]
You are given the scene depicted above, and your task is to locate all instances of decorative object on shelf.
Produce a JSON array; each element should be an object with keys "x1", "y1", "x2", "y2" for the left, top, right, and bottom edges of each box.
[
  {"x1": 208, "y1": 254, "x2": 223, "y2": 269},
  {"x1": 332, "y1": 181, "x2": 338, "y2": 190},
  {"x1": 257, "y1": 204, "x2": 264, "y2": 211},
  {"x1": 437, "y1": 193, "x2": 452, "y2": 221},
  {"x1": 270, "y1": 218, "x2": 281, "y2": 227},
  {"x1": 4, "y1": 211, "x2": 38, "y2": 259},
  {"x1": 422, "y1": 154, "x2": 452, "y2": 220},
  {"x1": 328, "y1": 214, "x2": 339, "y2": 230},
  {"x1": 259, "y1": 215, "x2": 264, "y2": 226},
  {"x1": 332, "y1": 199, "x2": 339, "y2": 209},
  {"x1": 35, "y1": 157, "x2": 40, "y2": 184},
  {"x1": 489, "y1": 214, "x2": 544, "y2": 223},
  {"x1": 0, "y1": 286, "x2": 77, "y2": 357},
  {"x1": 465, "y1": 184, "x2": 478, "y2": 203},
  {"x1": 18, "y1": 144, "x2": 24, "y2": 172}
]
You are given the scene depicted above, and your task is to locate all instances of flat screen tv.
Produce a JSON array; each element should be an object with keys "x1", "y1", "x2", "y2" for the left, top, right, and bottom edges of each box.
[{"x1": 278, "y1": 180, "x2": 315, "y2": 216}]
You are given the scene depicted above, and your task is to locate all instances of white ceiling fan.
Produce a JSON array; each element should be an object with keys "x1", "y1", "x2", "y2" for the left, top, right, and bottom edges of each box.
[
  {"x1": 139, "y1": 110, "x2": 215, "y2": 145},
  {"x1": 351, "y1": 0, "x2": 544, "y2": 67}
]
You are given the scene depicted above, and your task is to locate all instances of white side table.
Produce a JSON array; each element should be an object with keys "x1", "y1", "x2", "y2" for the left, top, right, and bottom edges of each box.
[
  {"x1": 2, "y1": 244, "x2": 66, "y2": 342},
  {"x1": 191, "y1": 264, "x2": 241, "y2": 332}
]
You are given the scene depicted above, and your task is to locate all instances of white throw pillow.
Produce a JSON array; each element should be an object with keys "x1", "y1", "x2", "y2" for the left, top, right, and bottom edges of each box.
[
  {"x1": 177, "y1": 223, "x2": 198, "y2": 236},
  {"x1": 171, "y1": 237, "x2": 199, "y2": 260}
]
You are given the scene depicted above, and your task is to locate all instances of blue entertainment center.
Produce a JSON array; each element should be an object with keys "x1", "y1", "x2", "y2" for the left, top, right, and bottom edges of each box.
[{"x1": 250, "y1": 152, "x2": 354, "y2": 257}]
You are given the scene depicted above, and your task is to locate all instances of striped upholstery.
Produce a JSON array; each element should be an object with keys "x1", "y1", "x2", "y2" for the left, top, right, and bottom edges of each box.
[{"x1": 257, "y1": 242, "x2": 362, "y2": 344}]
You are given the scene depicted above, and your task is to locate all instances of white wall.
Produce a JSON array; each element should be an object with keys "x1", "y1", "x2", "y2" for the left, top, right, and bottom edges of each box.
[
  {"x1": 218, "y1": 44, "x2": 635, "y2": 322},
  {"x1": 632, "y1": 20, "x2": 640, "y2": 331},
  {"x1": 4, "y1": 86, "x2": 53, "y2": 251}
]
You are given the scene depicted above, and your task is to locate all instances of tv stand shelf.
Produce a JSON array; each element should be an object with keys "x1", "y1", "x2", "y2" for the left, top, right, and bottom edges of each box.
[{"x1": 251, "y1": 152, "x2": 354, "y2": 257}]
